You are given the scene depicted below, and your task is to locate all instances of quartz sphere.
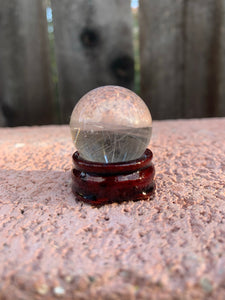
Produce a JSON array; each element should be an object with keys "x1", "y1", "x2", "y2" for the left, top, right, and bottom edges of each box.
[{"x1": 70, "y1": 86, "x2": 152, "y2": 163}]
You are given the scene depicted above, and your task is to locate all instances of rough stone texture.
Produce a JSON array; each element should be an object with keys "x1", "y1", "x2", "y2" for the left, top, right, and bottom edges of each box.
[{"x1": 0, "y1": 118, "x2": 225, "y2": 299}]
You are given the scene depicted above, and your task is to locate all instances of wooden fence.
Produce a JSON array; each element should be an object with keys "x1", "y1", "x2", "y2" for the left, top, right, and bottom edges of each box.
[{"x1": 0, "y1": 0, "x2": 225, "y2": 126}]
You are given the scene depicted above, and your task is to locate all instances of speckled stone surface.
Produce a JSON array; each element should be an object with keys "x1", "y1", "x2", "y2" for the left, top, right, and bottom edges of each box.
[{"x1": 0, "y1": 118, "x2": 225, "y2": 299}]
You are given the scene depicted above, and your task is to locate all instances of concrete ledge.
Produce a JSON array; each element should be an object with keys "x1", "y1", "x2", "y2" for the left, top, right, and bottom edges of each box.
[{"x1": 0, "y1": 118, "x2": 225, "y2": 299}]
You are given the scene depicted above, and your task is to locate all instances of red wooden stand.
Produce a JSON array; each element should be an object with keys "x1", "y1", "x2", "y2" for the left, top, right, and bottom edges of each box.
[{"x1": 71, "y1": 149, "x2": 155, "y2": 206}]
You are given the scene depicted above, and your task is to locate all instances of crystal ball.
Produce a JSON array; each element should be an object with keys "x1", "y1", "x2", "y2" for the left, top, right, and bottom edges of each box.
[{"x1": 70, "y1": 86, "x2": 152, "y2": 163}]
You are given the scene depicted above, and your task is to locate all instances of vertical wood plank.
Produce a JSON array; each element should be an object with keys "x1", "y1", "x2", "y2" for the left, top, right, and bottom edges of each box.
[
  {"x1": 0, "y1": 58, "x2": 6, "y2": 126},
  {"x1": 139, "y1": 0, "x2": 225, "y2": 120},
  {"x1": 52, "y1": 0, "x2": 134, "y2": 123},
  {"x1": 0, "y1": 106, "x2": 6, "y2": 126},
  {"x1": 217, "y1": 0, "x2": 225, "y2": 116},
  {"x1": 0, "y1": 0, "x2": 53, "y2": 126},
  {"x1": 184, "y1": 0, "x2": 219, "y2": 118},
  {"x1": 139, "y1": 0, "x2": 184, "y2": 120}
]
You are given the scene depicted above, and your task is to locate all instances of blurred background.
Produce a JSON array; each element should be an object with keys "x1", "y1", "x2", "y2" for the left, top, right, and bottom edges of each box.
[{"x1": 0, "y1": 0, "x2": 224, "y2": 127}]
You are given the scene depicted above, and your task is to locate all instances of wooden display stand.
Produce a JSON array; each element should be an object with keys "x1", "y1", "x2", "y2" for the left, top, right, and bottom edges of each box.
[{"x1": 72, "y1": 149, "x2": 155, "y2": 206}]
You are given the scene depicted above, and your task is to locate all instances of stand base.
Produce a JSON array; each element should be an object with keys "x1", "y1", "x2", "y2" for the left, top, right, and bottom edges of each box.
[{"x1": 71, "y1": 149, "x2": 155, "y2": 206}]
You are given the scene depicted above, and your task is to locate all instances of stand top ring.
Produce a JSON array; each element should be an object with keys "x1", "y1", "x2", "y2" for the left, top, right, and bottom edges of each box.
[{"x1": 72, "y1": 148, "x2": 153, "y2": 175}]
